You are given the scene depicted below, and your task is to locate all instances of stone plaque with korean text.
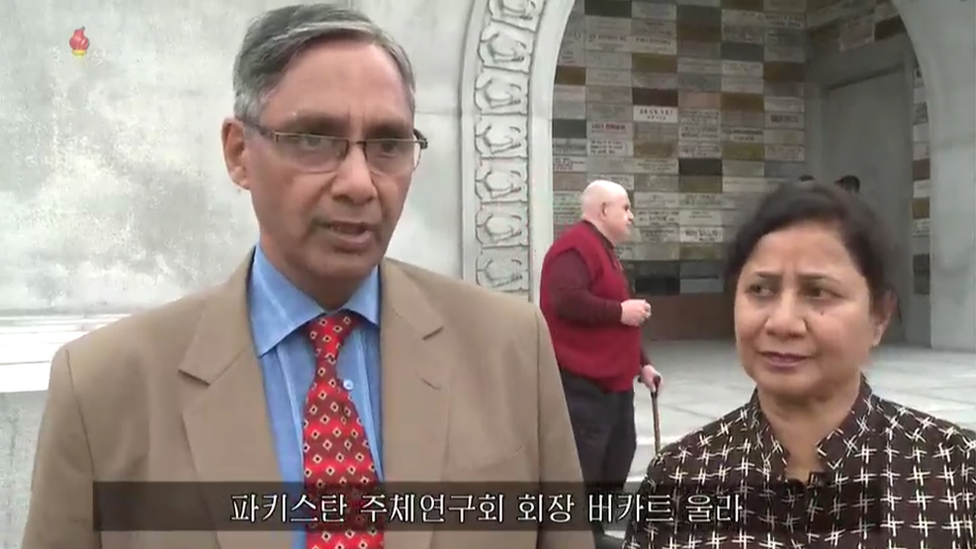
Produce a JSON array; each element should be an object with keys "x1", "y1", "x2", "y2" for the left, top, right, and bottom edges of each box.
[
  {"x1": 764, "y1": 144, "x2": 804, "y2": 162},
  {"x1": 679, "y1": 210, "x2": 724, "y2": 227},
  {"x1": 638, "y1": 227, "x2": 681, "y2": 244},
  {"x1": 634, "y1": 106, "x2": 679, "y2": 124},
  {"x1": 588, "y1": 139, "x2": 634, "y2": 157},
  {"x1": 587, "y1": 86, "x2": 632, "y2": 105},
  {"x1": 680, "y1": 227, "x2": 725, "y2": 243},
  {"x1": 722, "y1": 176, "x2": 772, "y2": 193},
  {"x1": 588, "y1": 51, "x2": 632, "y2": 71},
  {"x1": 721, "y1": 9, "x2": 766, "y2": 26},
  {"x1": 586, "y1": 15, "x2": 631, "y2": 34},
  {"x1": 722, "y1": 60, "x2": 763, "y2": 78},
  {"x1": 680, "y1": 123, "x2": 721, "y2": 142},
  {"x1": 765, "y1": 13, "x2": 805, "y2": 29},
  {"x1": 679, "y1": 74, "x2": 722, "y2": 93},
  {"x1": 680, "y1": 192, "x2": 733, "y2": 209},
  {"x1": 552, "y1": 191, "x2": 581, "y2": 227},
  {"x1": 722, "y1": 127, "x2": 764, "y2": 144},
  {"x1": 635, "y1": 122, "x2": 679, "y2": 143},
  {"x1": 764, "y1": 96, "x2": 804, "y2": 113},
  {"x1": 634, "y1": 175, "x2": 679, "y2": 191},
  {"x1": 631, "y1": 157, "x2": 680, "y2": 175},
  {"x1": 633, "y1": 2, "x2": 677, "y2": 20},
  {"x1": 634, "y1": 209, "x2": 681, "y2": 227},
  {"x1": 629, "y1": 36, "x2": 677, "y2": 55},
  {"x1": 553, "y1": 138, "x2": 588, "y2": 156},
  {"x1": 553, "y1": 172, "x2": 588, "y2": 191},
  {"x1": 554, "y1": 156, "x2": 587, "y2": 173},
  {"x1": 765, "y1": 112, "x2": 804, "y2": 129},
  {"x1": 678, "y1": 41, "x2": 722, "y2": 59},
  {"x1": 764, "y1": 0, "x2": 806, "y2": 13},
  {"x1": 678, "y1": 58, "x2": 722, "y2": 75},
  {"x1": 558, "y1": 44, "x2": 586, "y2": 67},
  {"x1": 587, "y1": 69, "x2": 633, "y2": 87},
  {"x1": 589, "y1": 121, "x2": 633, "y2": 140},
  {"x1": 721, "y1": 77, "x2": 764, "y2": 94},
  {"x1": 632, "y1": 72, "x2": 678, "y2": 90},
  {"x1": 678, "y1": 142, "x2": 723, "y2": 159},
  {"x1": 722, "y1": 24, "x2": 764, "y2": 45},
  {"x1": 554, "y1": 84, "x2": 586, "y2": 103},
  {"x1": 590, "y1": 174, "x2": 636, "y2": 189},
  {"x1": 634, "y1": 191, "x2": 681, "y2": 210},
  {"x1": 588, "y1": 103, "x2": 633, "y2": 122},
  {"x1": 587, "y1": 32, "x2": 629, "y2": 52}
]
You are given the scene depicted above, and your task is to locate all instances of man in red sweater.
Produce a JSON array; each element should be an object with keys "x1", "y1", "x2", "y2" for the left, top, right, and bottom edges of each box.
[{"x1": 539, "y1": 179, "x2": 663, "y2": 543}]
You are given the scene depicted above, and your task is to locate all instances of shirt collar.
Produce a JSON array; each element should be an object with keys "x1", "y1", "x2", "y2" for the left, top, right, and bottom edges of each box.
[
  {"x1": 746, "y1": 375, "x2": 880, "y2": 477},
  {"x1": 247, "y1": 245, "x2": 380, "y2": 357}
]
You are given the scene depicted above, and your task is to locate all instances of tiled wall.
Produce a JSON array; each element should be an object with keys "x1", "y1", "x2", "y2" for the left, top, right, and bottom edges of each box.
[
  {"x1": 807, "y1": 0, "x2": 905, "y2": 55},
  {"x1": 911, "y1": 62, "x2": 930, "y2": 295},
  {"x1": 806, "y1": 0, "x2": 929, "y2": 296},
  {"x1": 551, "y1": 0, "x2": 808, "y2": 297}
]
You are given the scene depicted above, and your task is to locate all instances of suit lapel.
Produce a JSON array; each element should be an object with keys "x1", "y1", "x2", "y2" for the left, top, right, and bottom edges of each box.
[
  {"x1": 179, "y1": 252, "x2": 290, "y2": 549},
  {"x1": 379, "y1": 260, "x2": 450, "y2": 549}
]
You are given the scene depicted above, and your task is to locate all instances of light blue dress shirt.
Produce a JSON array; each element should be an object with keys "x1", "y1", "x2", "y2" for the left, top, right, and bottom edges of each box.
[{"x1": 247, "y1": 246, "x2": 383, "y2": 549}]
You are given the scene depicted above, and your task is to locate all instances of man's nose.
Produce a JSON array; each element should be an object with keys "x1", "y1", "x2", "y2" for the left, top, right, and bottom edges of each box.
[{"x1": 332, "y1": 144, "x2": 378, "y2": 204}]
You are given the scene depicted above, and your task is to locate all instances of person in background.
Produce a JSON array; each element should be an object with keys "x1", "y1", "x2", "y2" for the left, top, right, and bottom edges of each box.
[
  {"x1": 539, "y1": 179, "x2": 663, "y2": 547},
  {"x1": 624, "y1": 181, "x2": 974, "y2": 548},
  {"x1": 22, "y1": 5, "x2": 594, "y2": 549},
  {"x1": 835, "y1": 174, "x2": 861, "y2": 193}
]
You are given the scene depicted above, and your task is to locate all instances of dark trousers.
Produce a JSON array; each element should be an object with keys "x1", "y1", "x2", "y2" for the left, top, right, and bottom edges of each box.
[{"x1": 559, "y1": 369, "x2": 636, "y2": 536}]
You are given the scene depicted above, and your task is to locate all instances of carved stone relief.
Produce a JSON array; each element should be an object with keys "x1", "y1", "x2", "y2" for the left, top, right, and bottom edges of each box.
[{"x1": 468, "y1": 0, "x2": 549, "y2": 299}]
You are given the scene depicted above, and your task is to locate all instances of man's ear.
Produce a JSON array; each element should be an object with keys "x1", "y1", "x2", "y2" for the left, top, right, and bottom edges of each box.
[{"x1": 222, "y1": 118, "x2": 250, "y2": 191}]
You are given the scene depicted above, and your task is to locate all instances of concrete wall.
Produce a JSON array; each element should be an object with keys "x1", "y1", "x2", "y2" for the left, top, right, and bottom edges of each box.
[
  {"x1": 0, "y1": 0, "x2": 462, "y2": 318},
  {"x1": 899, "y1": 0, "x2": 976, "y2": 351}
]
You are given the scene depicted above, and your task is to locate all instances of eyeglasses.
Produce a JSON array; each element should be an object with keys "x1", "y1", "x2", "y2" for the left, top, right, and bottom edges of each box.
[{"x1": 241, "y1": 120, "x2": 429, "y2": 175}]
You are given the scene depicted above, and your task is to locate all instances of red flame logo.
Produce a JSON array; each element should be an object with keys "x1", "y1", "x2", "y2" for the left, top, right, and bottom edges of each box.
[{"x1": 69, "y1": 27, "x2": 90, "y2": 56}]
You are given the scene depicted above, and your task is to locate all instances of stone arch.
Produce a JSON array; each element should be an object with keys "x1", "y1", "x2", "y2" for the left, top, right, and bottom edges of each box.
[
  {"x1": 459, "y1": 0, "x2": 574, "y2": 303},
  {"x1": 460, "y1": 0, "x2": 975, "y2": 350}
]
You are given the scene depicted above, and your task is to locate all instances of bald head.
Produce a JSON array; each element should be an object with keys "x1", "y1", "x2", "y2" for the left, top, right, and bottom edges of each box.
[
  {"x1": 580, "y1": 180, "x2": 628, "y2": 217},
  {"x1": 579, "y1": 179, "x2": 632, "y2": 244}
]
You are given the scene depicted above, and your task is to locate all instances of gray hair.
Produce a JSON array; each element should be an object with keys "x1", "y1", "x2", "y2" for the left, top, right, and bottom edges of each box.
[{"x1": 232, "y1": 4, "x2": 416, "y2": 121}]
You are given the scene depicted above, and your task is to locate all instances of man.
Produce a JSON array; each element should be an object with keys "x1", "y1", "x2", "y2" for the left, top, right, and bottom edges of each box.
[
  {"x1": 835, "y1": 174, "x2": 861, "y2": 193},
  {"x1": 22, "y1": 5, "x2": 592, "y2": 549},
  {"x1": 538, "y1": 180, "x2": 662, "y2": 545}
]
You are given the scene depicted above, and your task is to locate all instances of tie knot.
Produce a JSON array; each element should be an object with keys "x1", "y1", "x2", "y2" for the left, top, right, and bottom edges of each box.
[{"x1": 306, "y1": 312, "x2": 359, "y2": 352}]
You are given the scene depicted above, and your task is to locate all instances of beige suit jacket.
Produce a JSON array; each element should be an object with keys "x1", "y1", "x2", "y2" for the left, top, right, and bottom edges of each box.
[{"x1": 22, "y1": 255, "x2": 594, "y2": 549}]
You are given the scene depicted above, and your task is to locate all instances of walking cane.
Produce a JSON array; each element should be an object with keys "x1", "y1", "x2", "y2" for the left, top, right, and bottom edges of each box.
[{"x1": 651, "y1": 385, "x2": 662, "y2": 455}]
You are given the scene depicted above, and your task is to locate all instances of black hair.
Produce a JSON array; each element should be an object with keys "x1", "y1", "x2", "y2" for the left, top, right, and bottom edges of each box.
[
  {"x1": 798, "y1": 175, "x2": 815, "y2": 182},
  {"x1": 723, "y1": 181, "x2": 899, "y2": 311},
  {"x1": 836, "y1": 175, "x2": 861, "y2": 193}
]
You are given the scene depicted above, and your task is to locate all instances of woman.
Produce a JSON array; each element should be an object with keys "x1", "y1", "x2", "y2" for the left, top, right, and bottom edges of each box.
[{"x1": 624, "y1": 181, "x2": 974, "y2": 548}]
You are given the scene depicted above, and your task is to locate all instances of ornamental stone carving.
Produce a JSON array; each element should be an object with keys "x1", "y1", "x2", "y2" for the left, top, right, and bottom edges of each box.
[{"x1": 465, "y1": 0, "x2": 549, "y2": 299}]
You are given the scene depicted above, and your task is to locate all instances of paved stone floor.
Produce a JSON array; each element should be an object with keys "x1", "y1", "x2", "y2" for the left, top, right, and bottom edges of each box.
[{"x1": 0, "y1": 320, "x2": 973, "y2": 547}]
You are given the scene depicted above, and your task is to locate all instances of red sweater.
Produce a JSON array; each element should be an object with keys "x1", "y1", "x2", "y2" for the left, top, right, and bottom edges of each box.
[{"x1": 539, "y1": 221, "x2": 644, "y2": 392}]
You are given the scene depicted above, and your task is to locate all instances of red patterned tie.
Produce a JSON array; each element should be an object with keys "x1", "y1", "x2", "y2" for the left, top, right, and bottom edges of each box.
[{"x1": 303, "y1": 312, "x2": 383, "y2": 549}]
